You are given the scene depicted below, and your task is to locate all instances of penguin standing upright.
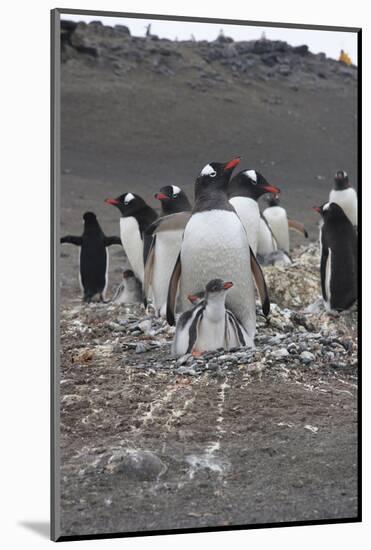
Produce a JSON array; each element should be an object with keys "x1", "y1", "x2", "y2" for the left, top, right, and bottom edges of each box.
[
  {"x1": 314, "y1": 202, "x2": 357, "y2": 312},
  {"x1": 105, "y1": 193, "x2": 158, "y2": 283},
  {"x1": 61, "y1": 212, "x2": 121, "y2": 302},
  {"x1": 172, "y1": 279, "x2": 249, "y2": 356},
  {"x1": 166, "y1": 158, "x2": 270, "y2": 347},
  {"x1": 263, "y1": 194, "x2": 308, "y2": 253},
  {"x1": 228, "y1": 169, "x2": 280, "y2": 254},
  {"x1": 144, "y1": 185, "x2": 192, "y2": 316},
  {"x1": 329, "y1": 170, "x2": 357, "y2": 226},
  {"x1": 111, "y1": 269, "x2": 143, "y2": 305}
]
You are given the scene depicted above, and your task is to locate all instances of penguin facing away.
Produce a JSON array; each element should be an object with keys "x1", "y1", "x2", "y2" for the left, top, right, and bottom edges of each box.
[
  {"x1": 329, "y1": 170, "x2": 357, "y2": 226},
  {"x1": 111, "y1": 269, "x2": 143, "y2": 305},
  {"x1": 144, "y1": 185, "x2": 192, "y2": 317},
  {"x1": 263, "y1": 193, "x2": 308, "y2": 253},
  {"x1": 314, "y1": 202, "x2": 357, "y2": 312},
  {"x1": 105, "y1": 193, "x2": 158, "y2": 283},
  {"x1": 228, "y1": 169, "x2": 280, "y2": 254},
  {"x1": 60, "y1": 211, "x2": 122, "y2": 302},
  {"x1": 166, "y1": 157, "x2": 270, "y2": 348},
  {"x1": 172, "y1": 279, "x2": 249, "y2": 356}
]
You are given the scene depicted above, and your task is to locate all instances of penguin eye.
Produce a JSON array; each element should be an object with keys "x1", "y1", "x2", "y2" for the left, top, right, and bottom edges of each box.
[
  {"x1": 209, "y1": 171, "x2": 217, "y2": 178},
  {"x1": 172, "y1": 194, "x2": 179, "y2": 199}
]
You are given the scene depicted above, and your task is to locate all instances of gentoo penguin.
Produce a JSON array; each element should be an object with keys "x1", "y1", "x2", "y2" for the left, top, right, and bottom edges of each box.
[
  {"x1": 263, "y1": 194, "x2": 308, "y2": 253},
  {"x1": 155, "y1": 185, "x2": 192, "y2": 215},
  {"x1": 228, "y1": 169, "x2": 280, "y2": 254},
  {"x1": 172, "y1": 279, "x2": 249, "y2": 356},
  {"x1": 329, "y1": 170, "x2": 357, "y2": 226},
  {"x1": 144, "y1": 185, "x2": 192, "y2": 316},
  {"x1": 166, "y1": 157, "x2": 270, "y2": 347},
  {"x1": 314, "y1": 202, "x2": 357, "y2": 312},
  {"x1": 60, "y1": 212, "x2": 121, "y2": 302},
  {"x1": 104, "y1": 193, "x2": 158, "y2": 283},
  {"x1": 111, "y1": 269, "x2": 143, "y2": 305}
]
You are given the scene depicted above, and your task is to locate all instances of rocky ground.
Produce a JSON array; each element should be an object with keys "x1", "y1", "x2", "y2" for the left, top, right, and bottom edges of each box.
[
  {"x1": 58, "y1": 20, "x2": 358, "y2": 537},
  {"x1": 59, "y1": 245, "x2": 358, "y2": 537}
]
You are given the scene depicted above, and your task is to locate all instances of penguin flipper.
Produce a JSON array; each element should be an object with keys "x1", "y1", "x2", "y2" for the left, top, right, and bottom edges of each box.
[
  {"x1": 320, "y1": 245, "x2": 329, "y2": 303},
  {"x1": 104, "y1": 236, "x2": 122, "y2": 246},
  {"x1": 149, "y1": 212, "x2": 192, "y2": 235},
  {"x1": 60, "y1": 235, "x2": 82, "y2": 246},
  {"x1": 288, "y1": 219, "x2": 308, "y2": 238},
  {"x1": 143, "y1": 234, "x2": 156, "y2": 301},
  {"x1": 143, "y1": 233, "x2": 154, "y2": 266},
  {"x1": 249, "y1": 247, "x2": 270, "y2": 317},
  {"x1": 166, "y1": 253, "x2": 182, "y2": 326}
]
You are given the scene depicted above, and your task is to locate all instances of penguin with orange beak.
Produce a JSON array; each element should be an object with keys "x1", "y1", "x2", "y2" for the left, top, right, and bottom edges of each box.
[
  {"x1": 165, "y1": 157, "x2": 270, "y2": 347},
  {"x1": 172, "y1": 279, "x2": 249, "y2": 356},
  {"x1": 143, "y1": 185, "x2": 191, "y2": 317},
  {"x1": 228, "y1": 169, "x2": 280, "y2": 255}
]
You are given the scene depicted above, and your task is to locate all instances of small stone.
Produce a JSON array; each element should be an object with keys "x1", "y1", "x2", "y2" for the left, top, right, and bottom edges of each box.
[
  {"x1": 300, "y1": 351, "x2": 315, "y2": 364},
  {"x1": 135, "y1": 343, "x2": 148, "y2": 354},
  {"x1": 105, "y1": 450, "x2": 165, "y2": 480},
  {"x1": 271, "y1": 348, "x2": 290, "y2": 360},
  {"x1": 138, "y1": 320, "x2": 152, "y2": 334}
]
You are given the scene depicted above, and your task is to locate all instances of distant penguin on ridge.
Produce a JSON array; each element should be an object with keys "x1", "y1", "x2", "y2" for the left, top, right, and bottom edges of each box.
[
  {"x1": 172, "y1": 279, "x2": 249, "y2": 356},
  {"x1": 314, "y1": 202, "x2": 357, "y2": 312},
  {"x1": 105, "y1": 193, "x2": 158, "y2": 283},
  {"x1": 144, "y1": 185, "x2": 192, "y2": 317},
  {"x1": 329, "y1": 170, "x2": 357, "y2": 226},
  {"x1": 60, "y1": 212, "x2": 122, "y2": 302},
  {"x1": 228, "y1": 169, "x2": 280, "y2": 254}
]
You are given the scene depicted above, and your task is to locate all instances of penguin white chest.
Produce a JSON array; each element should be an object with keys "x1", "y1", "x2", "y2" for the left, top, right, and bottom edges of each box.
[
  {"x1": 229, "y1": 197, "x2": 260, "y2": 254},
  {"x1": 263, "y1": 206, "x2": 289, "y2": 252},
  {"x1": 152, "y1": 229, "x2": 183, "y2": 314},
  {"x1": 120, "y1": 217, "x2": 144, "y2": 282},
  {"x1": 329, "y1": 188, "x2": 357, "y2": 225},
  {"x1": 195, "y1": 313, "x2": 226, "y2": 352},
  {"x1": 180, "y1": 210, "x2": 256, "y2": 338},
  {"x1": 257, "y1": 217, "x2": 277, "y2": 255}
]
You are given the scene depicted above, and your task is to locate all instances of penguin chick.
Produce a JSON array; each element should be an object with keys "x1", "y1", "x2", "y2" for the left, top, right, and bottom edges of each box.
[
  {"x1": 111, "y1": 269, "x2": 143, "y2": 305},
  {"x1": 172, "y1": 279, "x2": 249, "y2": 356}
]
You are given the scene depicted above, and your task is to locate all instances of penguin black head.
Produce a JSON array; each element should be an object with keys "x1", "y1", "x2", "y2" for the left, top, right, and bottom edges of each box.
[
  {"x1": 205, "y1": 278, "x2": 234, "y2": 295},
  {"x1": 195, "y1": 157, "x2": 241, "y2": 198},
  {"x1": 154, "y1": 185, "x2": 191, "y2": 215},
  {"x1": 105, "y1": 193, "x2": 148, "y2": 217},
  {"x1": 229, "y1": 169, "x2": 280, "y2": 201},
  {"x1": 82, "y1": 211, "x2": 100, "y2": 228},
  {"x1": 334, "y1": 170, "x2": 349, "y2": 190},
  {"x1": 313, "y1": 202, "x2": 349, "y2": 222}
]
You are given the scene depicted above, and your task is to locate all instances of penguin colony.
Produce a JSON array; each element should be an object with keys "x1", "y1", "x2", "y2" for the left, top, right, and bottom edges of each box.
[{"x1": 61, "y1": 163, "x2": 358, "y2": 356}]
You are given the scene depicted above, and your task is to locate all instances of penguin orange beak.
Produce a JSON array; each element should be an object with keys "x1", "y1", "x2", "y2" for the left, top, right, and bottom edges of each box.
[
  {"x1": 154, "y1": 192, "x2": 168, "y2": 201},
  {"x1": 313, "y1": 206, "x2": 321, "y2": 213},
  {"x1": 187, "y1": 293, "x2": 199, "y2": 304},
  {"x1": 105, "y1": 198, "x2": 119, "y2": 206},
  {"x1": 224, "y1": 157, "x2": 241, "y2": 172},
  {"x1": 223, "y1": 281, "x2": 234, "y2": 289},
  {"x1": 263, "y1": 185, "x2": 280, "y2": 194}
]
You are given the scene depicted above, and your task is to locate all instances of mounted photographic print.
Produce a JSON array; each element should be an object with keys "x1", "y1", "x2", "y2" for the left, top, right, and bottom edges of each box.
[{"x1": 51, "y1": 8, "x2": 361, "y2": 542}]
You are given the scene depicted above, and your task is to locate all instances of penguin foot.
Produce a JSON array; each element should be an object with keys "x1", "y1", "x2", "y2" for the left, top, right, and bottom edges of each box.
[{"x1": 191, "y1": 350, "x2": 203, "y2": 357}]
